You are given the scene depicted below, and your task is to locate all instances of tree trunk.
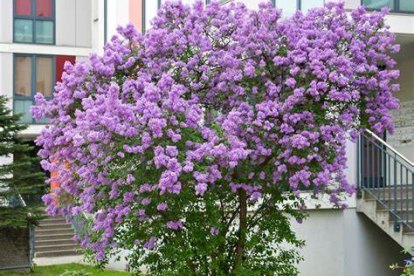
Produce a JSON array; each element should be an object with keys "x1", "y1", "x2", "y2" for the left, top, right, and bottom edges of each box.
[{"x1": 233, "y1": 189, "x2": 247, "y2": 274}]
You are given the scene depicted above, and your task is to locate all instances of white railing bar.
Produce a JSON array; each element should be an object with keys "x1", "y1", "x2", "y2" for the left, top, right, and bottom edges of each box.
[{"x1": 364, "y1": 129, "x2": 414, "y2": 167}]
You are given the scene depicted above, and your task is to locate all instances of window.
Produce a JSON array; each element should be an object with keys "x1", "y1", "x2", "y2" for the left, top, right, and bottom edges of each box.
[
  {"x1": 362, "y1": 0, "x2": 393, "y2": 9},
  {"x1": 362, "y1": 0, "x2": 414, "y2": 12},
  {"x1": 14, "y1": 0, "x2": 55, "y2": 44},
  {"x1": 14, "y1": 54, "x2": 54, "y2": 124},
  {"x1": 13, "y1": 55, "x2": 76, "y2": 124}
]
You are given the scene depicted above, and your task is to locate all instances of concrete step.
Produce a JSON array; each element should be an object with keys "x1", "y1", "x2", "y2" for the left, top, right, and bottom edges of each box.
[
  {"x1": 35, "y1": 238, "x2": 77, "y2": 247},
  {"x1": 366, "y1": 198, "x2": 413, "y2": 208},
  {"x1": 35, "y1": 228, "x2": 74, "y2": 236},
  {"x1": 36, "y1": 223, "x2": 73, "y2": 230},
  {"x1": 35, "y1": 243, "x2": 80, "y2": 253},
  {"x1": 39, "y1": 218, "x2": 67, "y2": 225},
  {"x1": 357, "y1": 198, "x2": 414, "y2": 256},
  {"x1": 36, "y1": 233, "x2": 74, "y2": 241},
  {"x1": 364, "y1": 193, "x2": 413, "y2": 201},
  {"x1": 35, "y1": 249, "x2": 82, "y2": 258}
]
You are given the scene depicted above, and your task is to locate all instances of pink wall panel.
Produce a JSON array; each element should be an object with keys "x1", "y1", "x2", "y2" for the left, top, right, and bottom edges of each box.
[{"x1": 129, "y1": 0, "x2": 143, "y2": 33}]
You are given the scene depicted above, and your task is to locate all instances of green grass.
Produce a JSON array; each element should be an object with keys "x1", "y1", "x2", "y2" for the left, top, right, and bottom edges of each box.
[{"x1": 0, "y1": 263, "x2": 132, "y2": 276}]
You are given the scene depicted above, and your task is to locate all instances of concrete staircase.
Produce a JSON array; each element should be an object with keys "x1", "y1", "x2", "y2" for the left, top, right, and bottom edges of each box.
[
  {"x1": 35, "y1": 216, "x2": 82, "y2": 258},
  {"x1": 357, "y1": 187, "x2": 414, "y2": 256}
]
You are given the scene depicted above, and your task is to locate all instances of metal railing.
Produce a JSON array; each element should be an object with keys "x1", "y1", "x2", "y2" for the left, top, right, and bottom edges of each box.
[{"x1": 357, "y1": 129, "x2": 414, "y2": 232}]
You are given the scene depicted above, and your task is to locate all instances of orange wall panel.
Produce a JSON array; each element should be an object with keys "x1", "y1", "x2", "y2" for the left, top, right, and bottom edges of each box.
[{"x1": 129, "y1": 0, "x2": 143, "y2": 33}]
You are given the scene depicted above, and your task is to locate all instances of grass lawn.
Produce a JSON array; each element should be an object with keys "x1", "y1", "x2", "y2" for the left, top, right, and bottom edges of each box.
[{"x1": 0, "y1": 263, "x2": 132, "y2": 276}]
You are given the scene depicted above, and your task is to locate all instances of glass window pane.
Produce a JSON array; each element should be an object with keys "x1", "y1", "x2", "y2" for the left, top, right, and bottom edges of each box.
[
  {"x1": 301, "y1": 0, "x2": 325, "y2": 13},
  {"x1": 36, "y1": 0, "x2": 53, "y2": 17},
  {"x1": 35, "y1": 21, "x2": 53, "y2": 44},
  {"x1": 400, "y1": 0, "x2": 414, "y2": 12},
  {"x1": 362, "y1": 0, "x2": 393, "y2": 9},
  {"x1": 36, "y1": 57, "x2": 53, "y2": 97},
  {"x1": 276, "y1": 0, "x2": 298, "y2": 17},
  {"x1": 15, "y1": 0, "x2": 32, "y2": 16},
  {"x1": 14, "y1": 19, "x2": 33, "y2": 43},
  {"x1": 14, "y1": 100, "x2": 33, "y2": 124},
  {"x1": 15, "y1": 56, "x2": 32, "y2": 97}
]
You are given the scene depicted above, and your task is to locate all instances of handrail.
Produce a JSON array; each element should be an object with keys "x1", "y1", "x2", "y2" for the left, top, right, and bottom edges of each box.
[
  {"x1": 364, "y1": 129, "x2": 414, "y2": 167},
  {"x1": 358, "y1": 130, "x2": 414, "y2": 233}
]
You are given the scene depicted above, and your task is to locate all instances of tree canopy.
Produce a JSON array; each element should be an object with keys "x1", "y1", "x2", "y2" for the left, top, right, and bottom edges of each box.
[{"x1": 33, "y1": 2, "x2": 399, "y2": 275}]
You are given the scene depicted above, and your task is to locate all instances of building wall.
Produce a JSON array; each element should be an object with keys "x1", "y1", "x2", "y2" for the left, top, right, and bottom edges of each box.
[
  {"x1": 0, "y1": 227, "x2": 31, "y2": 271},
  {"x1": 0, "y1": 0, "x2": 13, "y2": 43},
  {"x1": 56, "y1": 0, "x2": 92, "y2": 47},
  {"x1": 293, "y1": 209, "x2": 406, "y2": 276},
  {"x1": 0, "y1": 53, "x2": 13, "y2": 107},
  {"x1": 392, "y1": 58, "x2": 414, "y2": 160}
]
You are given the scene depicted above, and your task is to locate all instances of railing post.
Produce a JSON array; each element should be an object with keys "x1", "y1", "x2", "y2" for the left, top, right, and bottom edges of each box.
[{"x1": 393, "y1": 154, "x2": 400, "y2": 232}]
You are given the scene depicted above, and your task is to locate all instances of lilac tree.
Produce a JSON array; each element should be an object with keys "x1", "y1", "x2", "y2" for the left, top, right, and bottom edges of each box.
[{"x1": 33, "y1": 1, "x2": 400, "y2": 275}]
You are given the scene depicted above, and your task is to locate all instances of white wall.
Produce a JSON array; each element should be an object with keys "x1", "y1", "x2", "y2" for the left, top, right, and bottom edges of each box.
[
  {"x1": 145, "y1": 0, "x2": 159, "y2": 31},
  {"x1": 106, "y1": 0, "x2": 130, "y2": 41},
  {"x1": 75, "y1": 0, "x2": 93, "y2": 47},
  {"x1": 293, "y1": 208, "x2": 404, "y2": 276},
  {"x1": 0, "y1": 53, "x2": 13, "y2": 107},
  {"x1": 292, "y1": 209, "x2": 406, "y2": 276},
  {"x1": 56, "y1": 0, "x2": 92, "y2": 47},
  {"x1": 56, "y1": 0, "x2": 76, "y2": 46},
  {"x1": 0, "y1": 0, "x2": 13, "y2": 43}
]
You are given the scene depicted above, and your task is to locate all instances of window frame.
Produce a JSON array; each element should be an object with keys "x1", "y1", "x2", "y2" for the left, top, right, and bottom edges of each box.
[
  {"x1": 13, "y1": 0, "x2": 56, "y2": 45},
  {"x1": 13, "y1": 53, "x2": 56, "y2": 124},
  {"x1": 361, "y1": 0, "x2": 414, "y2": 14}
]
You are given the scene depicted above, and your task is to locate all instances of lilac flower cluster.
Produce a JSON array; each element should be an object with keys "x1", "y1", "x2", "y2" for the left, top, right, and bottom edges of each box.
[{"x1": 33, "y1": 1, "x2": 399, "y2": 266}]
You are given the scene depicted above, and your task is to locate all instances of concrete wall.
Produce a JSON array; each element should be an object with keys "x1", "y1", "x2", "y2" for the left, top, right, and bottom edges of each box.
[
  {"x1": 292, "y1": 209, "x2": 406, "y2": 276},
  {"x1": 0, "y1": 53, "x2": 13, "y2": 106},
  {"x1": 0, "y1": 0, "x2": 13, "y2": 43},
  {"x1": 0, "y1": 227, "x2": 31, "y2": 271},
  {"x1": 56, "y1": 0, "x2": 77, "y2": 46},
  {"x1": 390, "y1": 58, "x2": 414, "y2": 160},
  {"x1": 145, "y1": 0, "x2": 158, "y2": 31},
  {"x1": 56, "y1": 0, "x2": 92, "y2": 47}
]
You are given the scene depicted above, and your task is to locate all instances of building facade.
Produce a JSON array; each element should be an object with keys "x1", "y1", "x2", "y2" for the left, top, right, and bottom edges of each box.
[{"x1": 0, "y1": 0, "x2": 413, "y2": 275}]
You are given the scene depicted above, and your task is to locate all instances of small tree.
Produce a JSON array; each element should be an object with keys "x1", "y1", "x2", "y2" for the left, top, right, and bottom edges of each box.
[
  {"x1": 33, "y1": 2, "x2": 400, "y2": 275},
  {"x1": 0, "y1": 95, "x2": 45, "y2": 228}
]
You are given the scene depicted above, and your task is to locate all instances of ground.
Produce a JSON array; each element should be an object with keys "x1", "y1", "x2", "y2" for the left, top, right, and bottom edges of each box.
[{"x1": 0, "y1": 263, "x2": 132, "y2": 276}]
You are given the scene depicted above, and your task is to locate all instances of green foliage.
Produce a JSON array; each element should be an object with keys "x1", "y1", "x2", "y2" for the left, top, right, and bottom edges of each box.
[
  {"x1": 0, "y1": 95, "x2": 45, "y2": 228},
  {"x1": 89, "y1": 175, "x2": 306, "y2": 276},
  {"x1": 0, "y1": 264, "x2": 132, "y2": 276},
  {"x1": 60, "y1": 270, "x2": 92, "y2": 276},
  {"x1": 390, "y1": 249, "x2": 414, "y2": 276}
]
